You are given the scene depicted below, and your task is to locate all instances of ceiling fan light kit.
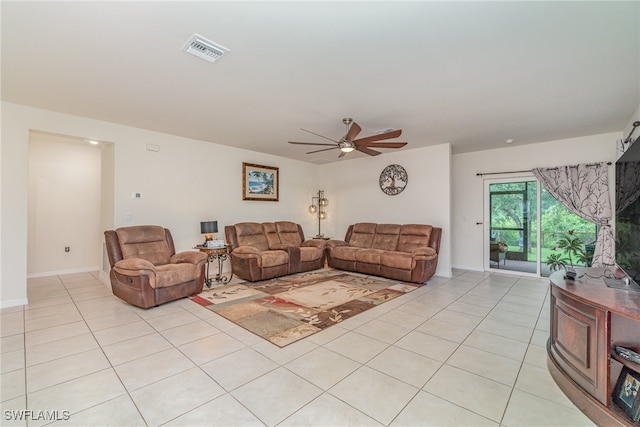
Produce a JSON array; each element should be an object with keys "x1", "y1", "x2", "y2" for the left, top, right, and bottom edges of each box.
[{"x1": 288, "y1": 117, "x2": 407, "y2": 158}]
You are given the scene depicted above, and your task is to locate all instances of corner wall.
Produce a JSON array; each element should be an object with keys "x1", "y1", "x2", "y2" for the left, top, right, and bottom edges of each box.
[
  {"x1": 451, "y1": 132, "x2": 619, "y2": 271},
  {"x1": 1, "y1": 102, "x2": 320, "y2": 307}
]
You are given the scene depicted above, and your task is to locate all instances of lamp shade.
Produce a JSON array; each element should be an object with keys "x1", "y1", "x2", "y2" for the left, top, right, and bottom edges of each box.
[{"x1": 200, "y1": 221, "x2": 218, "y2": 234}]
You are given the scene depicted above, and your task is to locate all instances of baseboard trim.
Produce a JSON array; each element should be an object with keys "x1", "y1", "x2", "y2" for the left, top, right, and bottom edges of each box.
[{"x1": 1, "y1": 298, "x2": 28, "y2": 309}]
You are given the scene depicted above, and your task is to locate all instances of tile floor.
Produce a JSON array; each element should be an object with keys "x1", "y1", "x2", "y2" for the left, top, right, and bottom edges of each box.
[{"x1": 0, "y1": 269, "x2": 596, "y2": 426}]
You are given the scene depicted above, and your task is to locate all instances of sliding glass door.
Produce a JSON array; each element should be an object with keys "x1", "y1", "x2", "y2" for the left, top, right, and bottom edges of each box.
[{"x1": 485, "y1": 176, "x2": 597, "y2": 276}]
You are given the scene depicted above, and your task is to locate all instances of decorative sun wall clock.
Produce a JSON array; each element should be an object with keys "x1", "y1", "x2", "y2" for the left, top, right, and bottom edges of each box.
[{"x1": 379, "y1": 164, "x2": 408, "y2": 195}]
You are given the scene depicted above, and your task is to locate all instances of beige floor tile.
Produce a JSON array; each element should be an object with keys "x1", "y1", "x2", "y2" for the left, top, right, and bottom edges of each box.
[
  {"x1": 1, "y1": 369, "x2": 25, "y2": 402},
  {"x1": 367, "y1": 346, "x2": 441, "y2": 388},
  {"x1": 523, "y1": 343, "x2": 548, "y2": 368},
  {"x1": 131, "y1": 367, "x2": 225, "y2": 426},
  {"x1": 329, "y1": 366, "x2": 419, "y2": 425},
  {"x1": 431, "y1": 309, "x2": 484, "y2": 328},
  {"x1": 395, "y1": 331, "x2": 459, "y2": 362},
  {"x1": 376, "y1": 309, "x2": 429, "y2": 329},
  {"x1": 92, "y1": 320, "x2": 155, "y2": 347},
  {"x1": 56, "y1": 394, "x2": 146, "y2": 426},
  {"x1": 24, "y1": 311, "x2": 83, "y2": 333},
  {"x1": 416, "y1": 318, "x2": 474, "y2": 343},
  {"x1": 515, "y1": 363, "x2": 575, "y2": 408},
  {"x1": 306, "y1": 324, "x2": 348, "y2": 346},
  {"x1": 23, "y1": 303, "x2": 78, "y2": 321},
  {"x1": 1, "y1": 312, "x2": 25, "y2": 337},
  {"x1": 530, "y1": 328, "x2": 550, "y2": 347},
  {"x1": 26, "y1": 333, "x2": 98, "y2": 367},
  {"x1": 201, "y1": 347, "x2": 278, "y2": 391},
  {"x1": 281, "y1": 392, "x2": 383, "y2": 427},
  {"x1": 494, "y1": 300, "x2": 544, "y2": 317},
  {"x1": 102, "y1": 332, "x2": 172, "y2": 366},
  {"x1": 251, "y1": 336, "x2": 319, "y2": 365},
  {"x1": 487, "y1": 308, "x2": 539, "y2": 328},
  {"x1": 222, "y1": 324, "x2": 264, "y2": 346},
  {"x1": 476, "y1": 318, "x2": 534, "y2": 343},
  {"x1": 463, "y1": 329, "x2": 529, "y2": 361},
  {"x1": 74, "y1": 297, "x2": 132, "y2": 320},
  {"x1": 1, "y1": 335, "x2": 25, "y2": 354},
  {"x1": 286, "y1": 347, "x2": 360, "y2": 390},
  {"x1": 423, "y1": 365, "x2": 512, "y2": 423},
  {"x1": 354, "y1": 318, "x2": 411, "y2": 344},
  {"x1": 1, "y1": 349, "x2": 24, "y2": 374},
  {"x1": 391, "y1": 390, "x2": 498, "y2": 426},
  {"x1": 26, "y1": 348, "x2": 110, "y2": 392},
  {"x1": 324, "y1": 331, "x2": 388, "y2": 364},
  {"x1": 114, "y1": 347, "x2": 195, "y2": 391},
  {"x1": 24, "y1": 321, "x2": 89, "y2": 348},
  {"x1": 147, "y1": 310, "x2": 200, "y2": 331},
  {"x1": 84, "y1": 310, "x2": 143, "y2": 332},
  {"x1": 447, "y1": 345, "x2": 522, "y2": 386},
  {"x1": 502, "y1": 293, "x2": 545, "y2": 308},
  {"x1": 232, "y1": 367, "x2": 322, "y2": 426},
  {"x1": 447, "y1": 300, "x2": 494, "y2": 317},
  {"x1": 161, "y1": 319, "x2": 221, "y2": 346},
  {"x1": 27, "y1": 369, "x2": 126, "y2": 427},
  {"x1": 178, "y1": 332, "x2": 246, "y2": 365},
  {"x1": 0, "y1": 395, "x2": 27, "y2": 427},
  {"x1": 164, "y1": 393, "x2": 264, "y2": 426},
  {"x1": 502, "y1": 389, "x2": 595, "y2": 426}
]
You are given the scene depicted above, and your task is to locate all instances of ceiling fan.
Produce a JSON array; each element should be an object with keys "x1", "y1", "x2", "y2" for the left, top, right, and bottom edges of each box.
[{"x1": 288, "y1": 118, "x2": 407, "y2": 157}]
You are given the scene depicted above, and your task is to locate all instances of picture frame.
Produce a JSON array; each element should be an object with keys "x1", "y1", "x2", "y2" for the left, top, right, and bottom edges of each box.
[
  {"x1": 612, "y1": 367, "x2": 640, "y2": 421},
  {"x1": 242, "y1": 162, "x2": 279, "y2": 201}
]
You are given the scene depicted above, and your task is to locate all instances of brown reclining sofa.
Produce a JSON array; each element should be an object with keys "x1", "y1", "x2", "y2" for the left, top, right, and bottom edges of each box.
[
  {"x1": 326, "y1": 223, "x2": 441, "y2": 283},
  {"x1": 225, "y1": 221, "x2": 327, "y2": 281}
]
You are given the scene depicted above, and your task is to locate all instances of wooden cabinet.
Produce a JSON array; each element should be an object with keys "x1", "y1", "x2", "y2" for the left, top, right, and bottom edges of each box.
[{"x1": 548, "y1": 270, "x2": 640, "y2": 426}]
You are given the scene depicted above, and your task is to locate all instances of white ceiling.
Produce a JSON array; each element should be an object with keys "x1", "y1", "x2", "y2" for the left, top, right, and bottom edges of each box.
[{"x1": 2, "y1": 1, "x2": 639, "y2": 163}]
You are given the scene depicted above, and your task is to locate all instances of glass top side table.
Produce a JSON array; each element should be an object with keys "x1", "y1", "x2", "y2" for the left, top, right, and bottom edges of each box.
[{"x1": 194, "y1": 244, "x2": 233, "y2": 287}]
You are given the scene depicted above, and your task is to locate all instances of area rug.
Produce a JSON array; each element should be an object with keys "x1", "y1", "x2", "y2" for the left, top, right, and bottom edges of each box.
[{"x1": 189, "y1": 269, "x2": 422, "y2": 347}]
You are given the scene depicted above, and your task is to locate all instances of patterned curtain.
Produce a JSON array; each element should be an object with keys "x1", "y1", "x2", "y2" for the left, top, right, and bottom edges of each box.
[{"x1": 532, "y1": 162, "x2": 614, "y2": 267}]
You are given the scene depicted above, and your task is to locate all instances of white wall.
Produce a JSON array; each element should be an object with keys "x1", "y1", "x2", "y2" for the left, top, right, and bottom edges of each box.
[
  {"x1": 28, "y1": 132, "x2": 103, "y2": 276},
  {"x1": 452, "y1": 132, "x2": 620, "y2": 271},
  {"x1": 1, "y1": 102, "x2": 320, "y2": 307},
  {"x1": 320, "y1": 143, "x2": 452, "y2": 278}
]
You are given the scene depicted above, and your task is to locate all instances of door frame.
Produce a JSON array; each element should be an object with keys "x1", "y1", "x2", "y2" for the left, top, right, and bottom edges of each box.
[{"x1": 483, "y1": 175, "x2": 541, "y2": 276}]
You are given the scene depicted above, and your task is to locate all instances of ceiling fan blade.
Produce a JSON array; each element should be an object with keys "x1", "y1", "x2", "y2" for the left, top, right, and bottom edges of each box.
[
  {"x1": 289, "y1": 141, "x2": 337, "y2": 147},
  {"x1": 301, "y1": 128, "x2": 339, "y2": 143},
  {"x1": 345, "y1": 122, "x2": 362, "y2": 142},
  {"x1": 356, "y1": 146, "x2": 381, "y2": 156},
  {"x1": 306, "y1": 146, "x2": 339, "y2": 154},
  {"x1": 358, "y1": 142, "x2": 407, "y2": 148},
  {"x1": 353, "y1": 129, "x2": 402, "y2": 145},
  {"x1": 338, "y1": 151, "x2": 346, "y2": 158}
]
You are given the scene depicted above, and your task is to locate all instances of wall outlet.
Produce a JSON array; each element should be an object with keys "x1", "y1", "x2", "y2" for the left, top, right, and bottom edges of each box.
[{"x1": 131, "y1": 192, "x2": 141, "y2": 199}]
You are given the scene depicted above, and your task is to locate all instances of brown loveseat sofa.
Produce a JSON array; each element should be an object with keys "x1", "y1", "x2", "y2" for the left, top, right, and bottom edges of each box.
[
  {"x1": 225, "y1": 221, "x2": 327, "y2": 282},
  {"x1": 326, "y1": 223, "x2": 441, "y2": 283}
]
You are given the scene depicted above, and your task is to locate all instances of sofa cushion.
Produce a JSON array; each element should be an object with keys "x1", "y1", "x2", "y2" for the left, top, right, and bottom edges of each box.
[
  {"x1": 300, "y1": 246, "x2": 323, "y2": 262},
  {"x1": 371, "y1": 224, "x2": 401, "y2": 251},
  {"x1": 116, "y1": 225, "x2": 170, "y2": 266},
  {"x1": 260, "y1": 250, "x2": 289, "y2": 268},
  {"x1": 276, "y1": 221, "x2": 303, "y2": 246},
  {"x1": 397, "y1": 224, "x2": 433, "y2": 253},
  {"x1": 380, "y1": 250, "x2": 413, "y2": 270},
  {"x1": 348, "y1": 223, "x2": 377, "y2": 248},
  {"x1": 235, "y1": 222, "x2": 270, "y2": 251},
  {"x1": 155, "y1": 263, "x2": 198, "y2": 288},
  {"x1": 355, "y1": 248, "x2": 385, "y2": 264},
  {"x1": 330, "y1": 246, "x2": 361, "y2": 262}
]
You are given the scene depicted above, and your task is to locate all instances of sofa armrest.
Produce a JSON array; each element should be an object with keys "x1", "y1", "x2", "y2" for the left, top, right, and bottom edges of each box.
[
  {"x1": 113, "y1": 258, "x2": 156, "y2": 275},
  {"x1": 411, "y1": 247, "x2": 438, "y2": 260},
  {"x1": 302, "y1": 239, "x2": 327, "y2": 249},
  {"x1": 326, "y1": 239, "x2": 348, "y2": 249},
  {"x1": 171, "y1": 251, "x2": 207, "y2": 265}
]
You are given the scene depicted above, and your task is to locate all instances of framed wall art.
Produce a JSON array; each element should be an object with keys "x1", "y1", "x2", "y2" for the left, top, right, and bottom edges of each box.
[
  {"x1": 612, "y1": 367, "x2": 640, "y2": 422},
  {"x1": 242, "y1": 162, "x2": 279, "y2": 201}
]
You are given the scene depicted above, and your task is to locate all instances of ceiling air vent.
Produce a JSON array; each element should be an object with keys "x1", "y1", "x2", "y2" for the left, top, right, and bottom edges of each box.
[{"x1": 182, "y1": 34, "x2": 229, "y2": 63}]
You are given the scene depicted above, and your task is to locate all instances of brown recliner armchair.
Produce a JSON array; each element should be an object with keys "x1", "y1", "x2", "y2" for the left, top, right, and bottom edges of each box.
[{"x1": 104, "y1": 225, "x2": 208, "y2": 308}]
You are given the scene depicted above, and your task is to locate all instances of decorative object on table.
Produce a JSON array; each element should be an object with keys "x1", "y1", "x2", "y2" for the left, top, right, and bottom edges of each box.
[
  {"x1": 309, "y1": 190, "x2": 329, "y2": 238},
  {"x1": 195, "y1": 244, "x2": 233, "y2": 287},
  {"x1": 242, "y1": 162, "x2": 279, "y2": 201},
  {"x1": 288, "y1": 117, "x2": 407, "y2": 158},
  {"x1": 379, "y1": 164, "x2": 408, "y2": 195},
  {"x1": 200, "y1": 220, "x2": 218, "y2": 245},
  {"x1": 612, "y1": 367, "x2": 640, "y2": 421},
  {"x1": 190, "y1": 269, "x2": 422, "y2": 347}
]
